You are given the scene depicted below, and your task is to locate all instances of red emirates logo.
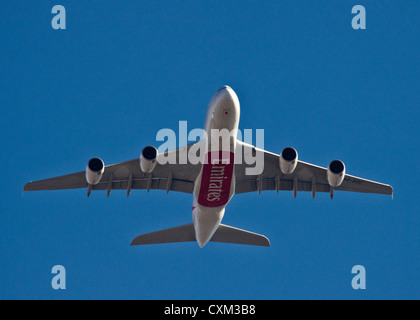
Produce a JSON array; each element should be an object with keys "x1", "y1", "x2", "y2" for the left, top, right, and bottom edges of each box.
[{"x1": 198, "y1": 151, "x2": 234, "y2": 208}]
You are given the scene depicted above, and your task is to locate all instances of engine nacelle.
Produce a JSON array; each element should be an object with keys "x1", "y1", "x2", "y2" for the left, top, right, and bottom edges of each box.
[
  {"x1": 86, "y1": 158, "x2": 105, "y2": 185},
  {"x1": 279, "y1": 147, "x2": 298, "y2": 174},
  {"x1": 327, "y1": 160, "x2": 346, "y2": 187},
  {"x1": 140, "y1": 146, "x2": 158, "y2": 173}
]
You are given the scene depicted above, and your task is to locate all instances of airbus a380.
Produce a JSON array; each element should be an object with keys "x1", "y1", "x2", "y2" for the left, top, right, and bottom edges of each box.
[{"x1": 24, "y1": 86, "x2": 393, "y2": 248}]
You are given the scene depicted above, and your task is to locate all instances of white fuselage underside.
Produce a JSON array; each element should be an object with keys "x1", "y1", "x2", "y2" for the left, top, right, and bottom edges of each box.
[{"x1": 192, "y1": 86, "x2": 240, "y2": 247}]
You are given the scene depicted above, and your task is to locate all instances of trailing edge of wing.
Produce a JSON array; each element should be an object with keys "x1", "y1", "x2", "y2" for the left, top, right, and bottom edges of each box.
[{"x1": 130, "y1": 223, "x2": 270, "y2": 247}]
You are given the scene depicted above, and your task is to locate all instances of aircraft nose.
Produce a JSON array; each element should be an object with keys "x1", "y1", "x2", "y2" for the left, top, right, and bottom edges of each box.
[
  {"x1": 217, "y1": 85, "x2": 232, "y2": 91},
  {"x1": 216, "y1": 85, "x2": 234, "y2": 98},
  {"x1": 216, "y1": 85, "x2": 238, "y2": 106}
]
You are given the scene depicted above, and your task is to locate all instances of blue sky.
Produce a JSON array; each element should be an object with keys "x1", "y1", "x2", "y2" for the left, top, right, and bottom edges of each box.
[{"x1": 0, "y1": 1, "x2": 419, "y2": 299}]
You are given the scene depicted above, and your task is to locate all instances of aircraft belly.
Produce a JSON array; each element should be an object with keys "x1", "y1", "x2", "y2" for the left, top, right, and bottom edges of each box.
[{"x1": 193, "y1": 150, "x2": 236, "y2": 247}]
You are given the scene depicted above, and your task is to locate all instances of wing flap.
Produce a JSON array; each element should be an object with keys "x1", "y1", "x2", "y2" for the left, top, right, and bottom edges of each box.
[
  {"x1": 92, "y1": 177, "x2": 194, "y2": 194},
  {"x1": 235, "y1": 176, "x2": 392, "y2": 195}
]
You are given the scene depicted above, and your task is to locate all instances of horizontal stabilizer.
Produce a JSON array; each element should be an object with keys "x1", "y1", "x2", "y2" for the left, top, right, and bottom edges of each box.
[
  {"x1": 130, "y1": 223, "x2": 270, "y2": 247},
  {"x1": 130, "y1": 223, "x2": 196, "y2": 245},
  {"x1": 211, "y1": 224, "x2": 270, "y2": 247}
]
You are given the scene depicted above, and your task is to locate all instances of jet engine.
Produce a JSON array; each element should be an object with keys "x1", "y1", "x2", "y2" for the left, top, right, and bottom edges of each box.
[
  {"x1": 327, "y1": 160, "x2": 346, "y2": 187},
  {"x1": 279, "y1": 147, "x2": 298, "y2": 174},
  {"x1": 86, "y1": 158, "x2": 105, "y2": 185},
  {"x1": 140, "y1": 146, "x2": 158, "y2": 173}
]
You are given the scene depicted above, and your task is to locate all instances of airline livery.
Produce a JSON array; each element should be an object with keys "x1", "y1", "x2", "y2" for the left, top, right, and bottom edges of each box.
[{"x1": 24, "y1": 86, "x2": 393, "y2": 248}]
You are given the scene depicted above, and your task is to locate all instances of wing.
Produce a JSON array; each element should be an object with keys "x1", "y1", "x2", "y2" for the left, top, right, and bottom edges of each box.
[
  {"x1": 234, "y1": 141, "x2": 393, "y2": 197},
  {"x1": 24, "y1": 143, "x2": 201, "y2": 195}
]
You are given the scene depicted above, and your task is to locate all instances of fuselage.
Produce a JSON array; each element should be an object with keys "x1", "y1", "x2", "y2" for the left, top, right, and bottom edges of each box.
[{"x1": 192, "y1": 86, "x2": 240, "y2": 247}]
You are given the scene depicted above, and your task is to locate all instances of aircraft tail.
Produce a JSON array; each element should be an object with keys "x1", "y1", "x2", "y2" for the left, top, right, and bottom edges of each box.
[{"x1": 130, "y1": 223, "x2": 270, "y2": 247}]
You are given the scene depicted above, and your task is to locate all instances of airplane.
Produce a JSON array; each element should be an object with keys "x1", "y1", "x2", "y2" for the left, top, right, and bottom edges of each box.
[{"x1": 23, "y1": 85, "x2": 393, "y2": 248}]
